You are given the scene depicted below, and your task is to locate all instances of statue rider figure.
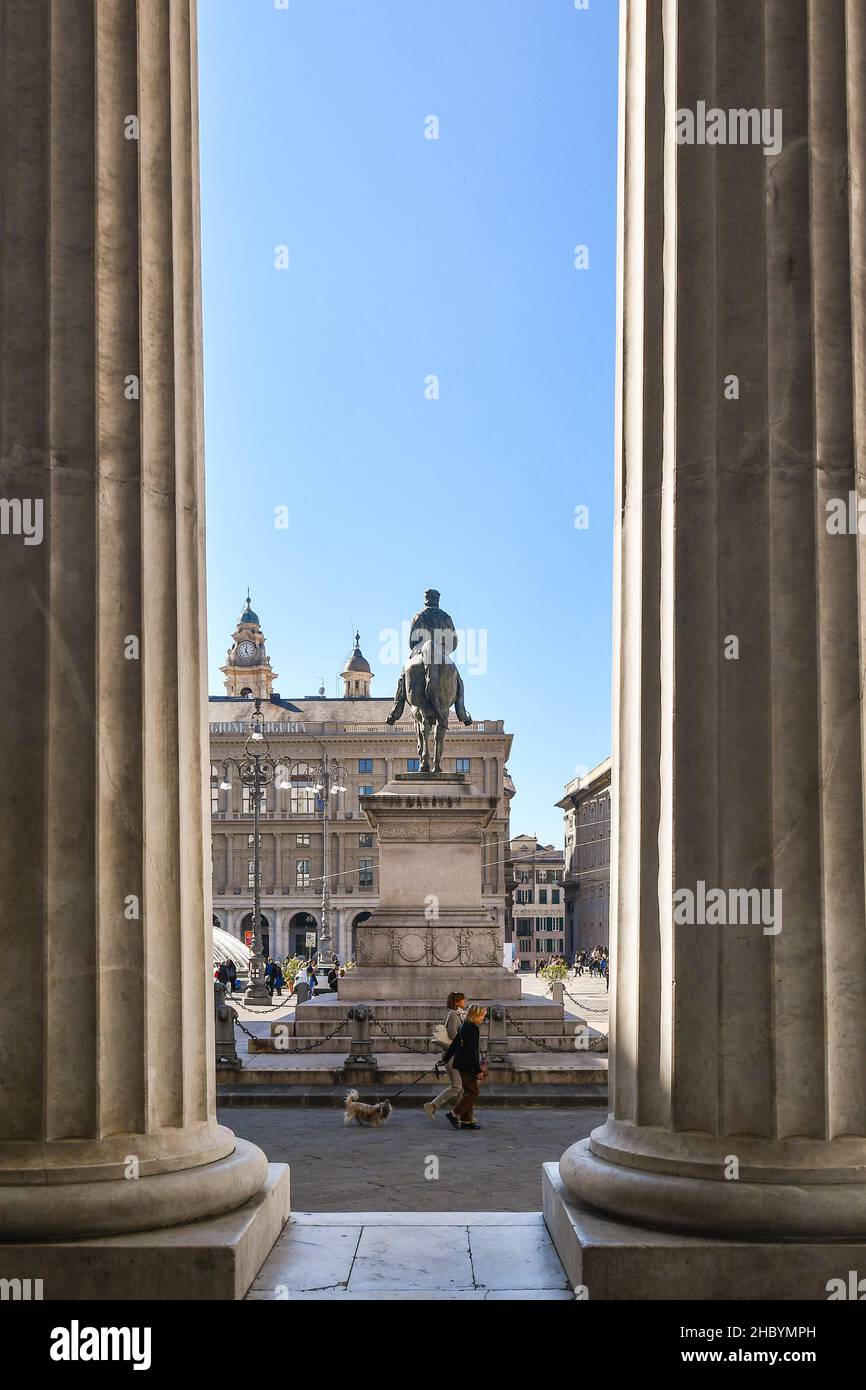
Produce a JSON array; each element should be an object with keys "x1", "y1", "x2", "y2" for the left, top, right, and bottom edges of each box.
[{"x1": 386, "y1": 588, "x2": 462, "y2": 724}]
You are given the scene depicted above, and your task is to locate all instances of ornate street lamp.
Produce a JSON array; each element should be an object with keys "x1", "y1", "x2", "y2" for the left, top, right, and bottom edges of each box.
[
  {"x1": 219, "y1": 698, "x2": 290, "y2": 1005},
  {"x1": 304, "y1": 750, "x2": 348, "y2": 962}
]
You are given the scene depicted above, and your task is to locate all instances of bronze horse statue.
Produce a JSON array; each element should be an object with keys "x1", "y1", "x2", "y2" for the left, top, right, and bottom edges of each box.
[{"x1": 386, "y1": 628, "x2": 472, "y2": 773}]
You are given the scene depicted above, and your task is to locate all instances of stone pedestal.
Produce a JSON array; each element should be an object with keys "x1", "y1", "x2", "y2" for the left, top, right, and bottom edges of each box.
[
  {"x1": 0, "y1": 0, "x2": 288, "y2": 1291},
  {"x1": 338, "y1": 774, "x2": 521, "y2": 1002},
  {"x1": 553, "y1": 0, "x2": 866, "y2": 1288},
  {"x1": 543, "y1": 1165, "x2": 864, "y2": 1302}
]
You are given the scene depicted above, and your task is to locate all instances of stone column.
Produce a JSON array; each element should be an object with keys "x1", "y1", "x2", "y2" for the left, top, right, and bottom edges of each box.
[
  {"x1": 559, "y1": 0, "x2": 866, "y2": 1243},
  {"x1": 0, "y1": 0, "x2": 275, "y2": 1246}
]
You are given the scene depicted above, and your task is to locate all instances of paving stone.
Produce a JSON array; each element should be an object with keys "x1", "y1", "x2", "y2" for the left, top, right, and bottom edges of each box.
[
  {"x1": 348, "y1": 1224, "x2": 474, "y2": 1291},
  {"x1": 250, "y1": 1223, "x2": 361, "y2": 1292},
  {"x1": 468, "y1": 1223, "x2": 572, "y2": 1290}
]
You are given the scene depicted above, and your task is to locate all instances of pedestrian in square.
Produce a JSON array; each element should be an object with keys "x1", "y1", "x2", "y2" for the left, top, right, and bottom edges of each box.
[
  {"x1": 443, "y1": 1005, "x2": 488, "y2": 1131},
  {"x1": 424, "y1": 992, "x2": 466, "y2": 1119}
]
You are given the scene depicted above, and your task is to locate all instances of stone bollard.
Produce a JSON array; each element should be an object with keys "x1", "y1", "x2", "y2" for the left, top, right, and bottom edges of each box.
[
  {"x1": 551, "y1": 980, "x2": 564, "y2": 1007},
  {"x1": 214, "y1": 982, "x2": 240, "y2": 1069},
  {"x1": 295, "y1": 980, "x2": 310, "y2": 1004},
  {"x1": 487, "y1": 1003, "x2": 511, "y2": 1068},
  {"x1": 342, "y1": 1004, "x2": 378, "y2": 1083}
]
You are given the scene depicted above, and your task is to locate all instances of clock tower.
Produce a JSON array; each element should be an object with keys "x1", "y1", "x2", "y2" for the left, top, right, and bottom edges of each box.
[{"x1": 221, "y1": 594, "x2": 277, "y2": 698}]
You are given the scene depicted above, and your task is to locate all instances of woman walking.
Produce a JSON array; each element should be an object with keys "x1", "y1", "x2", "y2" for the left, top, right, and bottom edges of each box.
[
  {"x1": 443, "y1": 1004, "x2": 488, "y2": 1131},
  {"x1": 424, "y1": 992, "x2": 466, "y2": 1120}
]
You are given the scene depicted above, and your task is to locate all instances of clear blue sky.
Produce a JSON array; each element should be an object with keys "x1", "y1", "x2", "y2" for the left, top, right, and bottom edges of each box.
[{"x1": 197, "y1": 0, "x2": 619, "y2": 846}]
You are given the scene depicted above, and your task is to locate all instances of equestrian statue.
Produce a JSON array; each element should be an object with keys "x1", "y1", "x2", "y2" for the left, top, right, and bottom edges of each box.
[{"x1": 386, "y1": 588, "x2": 472, "y2": 773}]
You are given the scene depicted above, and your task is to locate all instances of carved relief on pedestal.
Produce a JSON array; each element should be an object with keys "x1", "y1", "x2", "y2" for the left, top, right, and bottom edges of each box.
[
  {"x1": 461, "y1": 929, "x2": 500, "y2": 966},
  {"x1": 430, "y1": 824, "x2": 483, "y2": 843},
  {"x1": 354, "y1": 924, "x2": 502, "y2": 969},
  {"x1": 431, "y1": 932, "x2": 461, "y2": 964},
  {"x1": 377, "y1": 821, "x2": 431, "y2": 842},
  {"x1": 397, "y1": 932, "x2": 429, "y2": 964}
]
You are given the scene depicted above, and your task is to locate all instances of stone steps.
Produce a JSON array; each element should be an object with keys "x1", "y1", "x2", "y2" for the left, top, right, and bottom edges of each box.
[
  {"x1": 218, "y1": 1053, "x2": 608, "y2": 1088},
  {"x1": 219, "y1": 1082, "x2": 608, "y2": 1107},
  {"x1": 253, "y1": 997, "x2": 603, "y2": 1056},
  {"x1": 249, "y1": 1034, "x2": 585, "y2": 1054}
]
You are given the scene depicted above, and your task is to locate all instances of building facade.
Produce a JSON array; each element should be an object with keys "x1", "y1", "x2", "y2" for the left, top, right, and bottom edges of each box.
[
  {"x1": 509, "y1": 834, "x2": 566, "y2": 971},
  {"x1": 557, "y1": 757, "x2": 612, "y2": 955},
  {"x1": 210, "y1": 600, "x2": 514, "y2": 963}
]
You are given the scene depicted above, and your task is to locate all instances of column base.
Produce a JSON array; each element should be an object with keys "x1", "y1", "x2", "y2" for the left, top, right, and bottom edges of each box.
[
  {"x1": 543, "y1": 1163, "x2": 866, "y2": 1300},
  {"x1": 0, "y1": 1137, "x2": 270, "y2": 1242},
  {"x1": 0, "y1": 1163, "x2": 290, "y2": 1300},
  {"x1": 561, "y1": 1133, "x2": 866, "y2": 1240}
]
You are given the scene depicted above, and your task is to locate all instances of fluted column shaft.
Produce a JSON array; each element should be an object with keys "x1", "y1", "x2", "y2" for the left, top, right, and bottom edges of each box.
[
  {"x1": 0, "y1": 0, "x2": 264, "y2": 1239},
  {"x1": 562, "y1": 0, "x2": 866, "y2": 1238}
]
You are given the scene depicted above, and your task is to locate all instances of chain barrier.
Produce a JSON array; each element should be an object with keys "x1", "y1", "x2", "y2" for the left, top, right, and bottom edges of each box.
[
  {"x1": 504, "y1": 1008, "x2": 609, "y2": 1054},
  {"x1": 504, "y1": 1010, "x2": 573, "y2": 1053},
  {"x1": 272, "y1": 1015, "x2": 351, "y2": 1053},
  {"x1": 232, "y1": 1012, "x2": 350, "y2": 1054},
  {"x1": 562, "y1": 986, "x2": 609, "y2": 1015},
  {"x1": 228, "y1": 987, "x2": 298, "y2": 1014},
  {"x1": 369, "y1": 1012, "x2": 435, "y2": 1055}
]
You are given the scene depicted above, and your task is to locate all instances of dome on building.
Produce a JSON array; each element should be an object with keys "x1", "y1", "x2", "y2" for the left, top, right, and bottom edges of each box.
[
  {"x1": 239, "y1": 590, "x2": 259, "y2": 625},
  {"x1": 342, "y1": 632, "x2": 371, "y2": 675},
  {"x1": 341, "y1": 632, "x2": 373, "y2": 698}
]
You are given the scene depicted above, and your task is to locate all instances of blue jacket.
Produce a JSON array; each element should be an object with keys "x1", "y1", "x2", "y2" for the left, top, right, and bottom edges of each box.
[{"x1": 443, "y1": 1021, "x2": 481, "y2": 1075}]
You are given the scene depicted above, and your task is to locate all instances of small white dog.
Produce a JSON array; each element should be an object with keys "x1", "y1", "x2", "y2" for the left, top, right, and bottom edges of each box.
[{"x1": 343, "y1": 1089, "x2": 393, "y2": 1128}]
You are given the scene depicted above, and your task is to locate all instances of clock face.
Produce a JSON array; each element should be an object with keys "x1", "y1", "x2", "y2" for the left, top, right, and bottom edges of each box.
[{"x1": 237, "y1": 641, "x2": 257, "y2": 661}]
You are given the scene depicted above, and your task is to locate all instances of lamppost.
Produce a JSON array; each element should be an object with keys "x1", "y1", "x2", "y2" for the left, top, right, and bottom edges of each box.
[
  {"x1": 305, "y1": 750, "x2": 349, "y2": 962},
  {"x1": 219, "y1": 699, "x2": 289, "y2": 1005}
]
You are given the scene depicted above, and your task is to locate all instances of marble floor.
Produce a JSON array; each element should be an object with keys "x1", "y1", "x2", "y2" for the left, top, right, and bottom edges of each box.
[{"x1": 246, "y1": 1211, "x2": 575, "y2": 1300}]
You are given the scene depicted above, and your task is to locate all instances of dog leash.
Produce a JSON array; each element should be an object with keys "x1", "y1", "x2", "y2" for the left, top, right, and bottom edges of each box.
[{"x1": 387, "y1": 1062, "x2": 443, "y2": 1101}]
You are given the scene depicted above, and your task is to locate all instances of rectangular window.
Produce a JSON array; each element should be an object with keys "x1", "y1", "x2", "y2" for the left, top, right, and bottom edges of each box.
[
  {"x1": 359, "y1": 833, "x2": 373, "y2": 847},
  {"x1": 538, "y1": 889, "x2": 548, "y2": 905},
  {"x1": 359, "y1": 785, "x2": 373, "y2": 799},
  {"x1": 210, "y1": 765, "x2": 220, "y2": 814},
  {"x1": 358, "y1": 758, "x2": 373, "y2": 773},
  {"x1": 359, "y1": 857, "x2": 374, "y2": 887},
  {"x1": 290, "y1": 765, "x2": 317, "y2": 816},
  {"x1": 296, "y1": 859, "x2": 311, "y2": 890},
  {"x1": 456, "y1": 758, "x2": 471, "y2": 773},
  {"x1": 552, "y1": 889, "x2": 561, "y2": 905},
  {"x1": 291, "y1": 785, "x2": 317, "y2": 815},
  {"x1": 247, "y1": 860, "x2": 256, "y2": 889},
  {"x1": 516, "y1": 889, "x2": 532, "y2": 905},
  {"x1": 296, "y1": 833, "x2": 310, "y2": 846},
  {"x1": 407, "y1": 758, "x2": 420, "y2": 772}
]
